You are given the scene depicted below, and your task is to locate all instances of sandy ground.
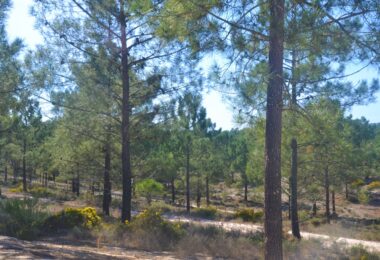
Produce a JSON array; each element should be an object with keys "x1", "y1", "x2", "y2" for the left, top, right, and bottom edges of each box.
[{"x1": 0, "y1": 236, "x2": 178, "y2": 260}]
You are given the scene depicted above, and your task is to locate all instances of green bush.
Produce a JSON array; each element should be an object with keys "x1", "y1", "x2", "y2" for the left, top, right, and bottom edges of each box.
[
  {"x1": 124, "y1": 208, "x2": 184, "y2": 250},
  {"x1": 9, "y1": 183, "x2": 23, "y2": 193},
  {"x1": 234, "y1": 208, "x2": 263, "y2": 222},
  {"x1": 358, "y1": 190, "x2": 370, "y2": 204},
  {"x1": 192, "y1": 207, "x2": 218, "y2": 219},
  {"x1": 351, "y1": 179, "x2": 365, "y2": 188},
  {"x1": 0, "y1": 198, "x2": 49, "y2": 240},
  {"x1": 44, "y1": 207, "x2": 101, "y2": 230},
  {"x1": 29, "y1": 186, "x2": 53, "y2": 198},
  {"x1": 349, "y1": 245, "x2": 380, "y2": 260},
  {"x1": 135, "y1": 179, "x2": 164, "y2": 205}
]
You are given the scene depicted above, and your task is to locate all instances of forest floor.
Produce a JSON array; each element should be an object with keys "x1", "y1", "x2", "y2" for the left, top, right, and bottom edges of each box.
[{"x1": 1, "y1": 185, "x2": 380, "y2": 258}]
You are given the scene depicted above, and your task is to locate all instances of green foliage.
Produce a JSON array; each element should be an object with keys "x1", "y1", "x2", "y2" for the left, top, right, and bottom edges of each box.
[
  {"x1": 358, "y1": 190, "x2": 370, "y2": 204},
  {"x1": 349, "y1": 246, "x2": 380, "y2": 260},
  {"x1": 192, "y1": 206, "x2": 218, "y2": 219},
  {"x1": 124, "y1": 208, "x2": 184, "y2": 250},
  {"x1": 135, "y1": 179, "x2": 164, "y2": 204},
  {"x1": 29, "y1": 186, "x2": 53, "y2": 198},
  {"x1": 352, "y1": 179, "x2": 366, "y2": 189},
  {"x1": 44, "y1": 207, "x2": 101, "y2": 230},
  {"x1": 234, "y1": 208, "x2": 263, "y2": 222},
  {"x1": 0, "y1": 199, "x2": 49, "y2": 240},
  {"x1": 9, "y1": 183, "x2": 24, "y2": 193}
]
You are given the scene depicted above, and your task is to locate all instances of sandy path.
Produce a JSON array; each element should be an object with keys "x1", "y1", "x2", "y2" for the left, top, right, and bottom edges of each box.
[
  {"x1": 0, "y1": 236, "x2": 178, "y2": 259},
  {"x1": 168, "y1": 216, "x2": 380, "y2": 253}
]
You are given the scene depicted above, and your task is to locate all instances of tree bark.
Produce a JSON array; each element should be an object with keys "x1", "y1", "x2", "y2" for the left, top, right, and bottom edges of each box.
[
  {"x1": 244, "y1": 177, "x2": 248, "y2": 203},
  {"x1": 103, "y1": 141, "x2": 111, "y2": 216},
  {"x1": 290, "y1": 138, "x2": 301, "y2": 239},
  {"x1": 4, "y1": 166, "x2": 7, "y2": 184},
  {"x1": 119, "y1": 0, "x2": 132, "y2": 223},
  {"x1": 22, "y1": 139, "x2": 27, "y2": 192},
  {"x1": 171, "y1": 177, "x2": 175, "y2": 204},
  {"x1": 186, "y1": 138, "x2": 190, "y2": 212},
  {"x1": 332, "y1": 190, "x2": 336, "y2": 216},
  {"x1": 345, "y1": 182, "x2": 348, "y2": 200},
  {"x1": 264, "y1": 0, "x2": 285, "y2": 258},
  {"x1": 324, "y1": 166, "x2": 330, "y2": 223},
  {"x1": 196, "y1": 174, "x2": 201, "y2": 208},
  {"x1": 206, "y1": 176, "x2": 210, "y2": 206},
  {"x1": 312, "y1": 202, "x2": 317, "y2": 216}
]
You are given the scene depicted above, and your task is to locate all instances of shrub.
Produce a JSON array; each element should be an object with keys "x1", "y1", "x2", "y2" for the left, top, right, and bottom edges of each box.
[
  {"x1": 351, "y1": 179, "x2": 365, "y2": 188},
  {"x1": 123, "y1": 208, "x2": 184, "y2": 250},
  {"x1": 191, "y1": 207, "x2": 218, "y2": 219},
  {"x1": 234, "y1": 208, "x2": 263, "y2": 222},
  {"x1": 135, "y1": 179, "x2": 164, "y2": 205},
  {"x1": 367, "y1": 181, "x2": 380, "y2": 191},
  {"x1": 358, "y1": 190, "x2": 370, "y2": 204},
  {"x1": 29, "y1": 186, "x2": 53, "y2": 198},
  {"x1": 310, "y1": 217, "x2": 324, "y2": 227},
  {"x1": 9, "y1": 183, "x2": 23, "y2": 193},
  {"x1": 0, "y1": 198, "x2": 49, "y2": 240},
  {"x1": 44, "y1": 207, "x2": 101, "y2": 230}
]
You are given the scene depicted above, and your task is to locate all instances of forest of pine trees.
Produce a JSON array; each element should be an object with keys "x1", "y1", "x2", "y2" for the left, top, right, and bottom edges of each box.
[{"x1": 0, "y1": 0, "x2": 380, "y2": 259}]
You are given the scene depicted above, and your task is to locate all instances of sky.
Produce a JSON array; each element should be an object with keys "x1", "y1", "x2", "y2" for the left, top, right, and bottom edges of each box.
[{"x1": 5, "y1": 0, "x2": 380, "y2": 130}]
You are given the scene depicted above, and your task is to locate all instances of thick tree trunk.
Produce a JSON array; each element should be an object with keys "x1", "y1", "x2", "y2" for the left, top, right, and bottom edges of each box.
[
  {"x1": 171, "y1": 177, "x2": 175, "y2": 204},
  {"x1": 288, "y1": 193, "x2": 291, "y2": 220},
  {"x1": 324, "y1": 166, "x2": 330, "y2": 223},
  {"x1": 264, "y1": 0, "x2": 284, "y2": 258},
  {"x1": 206, "y1": 176, "x2": 210, "y2": 206},
  {"x1": 76, "y1": 173, "x2": 80, "y2": 196},
  {"x1": 120, "y1": 0, "x2": 132, "y2": 223},
  {"x1": 186, "y1": 140, "x2": 190, "y2": 212},
  {"x1": 22, "y1": 139, "x2": 27, "y2": 192},
  {"x1": 103, "y1": 142, "x2": 111, "y2": 216},
  {"x1": 290, "y1": 138, "x2": 301, "y2": 239},
  {"x1": 196, "y1": 175, "x2": 201, "y2": 208}
]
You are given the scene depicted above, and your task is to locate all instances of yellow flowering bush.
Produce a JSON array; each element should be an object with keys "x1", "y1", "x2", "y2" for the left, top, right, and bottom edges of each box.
[{"x1": 44, "y1": 207, "x2": 101, "y2": 230}]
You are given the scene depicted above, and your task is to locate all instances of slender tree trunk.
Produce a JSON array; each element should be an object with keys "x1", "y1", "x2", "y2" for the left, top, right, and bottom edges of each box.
[
  {"x1": 196, "y1": 174, "x2": 201, "y2": 208},
  {"x1": 324, "y1": 166, "x2": 330, "y2": 223},
  {"x1": 22, "y1": 139, "x2": 27, "y2": 192},
  {"x1": 4, "y1": 166, "x2": 7, "y2": 184},
  {"x1": 171, "y1": 177, "x2": 175, "y2": 204},
  {"x1": 206, "y1": 176, "x2": 210, "y2": 206},
  {"x1": 290, "y1": 138, "x2": 301, "y2": 239},
  {"x1": 312, "y1": 202, "x2": 317, "y2": 216},
  {"x1": 119, "y1": 0, "x2": 132, "y2": 223},
  {"x1": 186, "y1": 139, "x2": 190, "y2": 212},
  {"x1": 332, "y1": 190, "x2": 336, "y2": 216},
  {"x1": 264, "y1": 0, "x2": 284, "y2": 258},
  {"x1": 288, "y1": 193, "x2": 291, "y2": 220},
  {"x1": 103, "y1": 142, "x2": 111, "y2": 216},
  {"x1": 76, "y1": 172, "x2": 80, "y2": 196},
  {"x1": 345, "y1": 182, "x2": 348, "y2": 200},
  {"x1": 244, "y1": 176, "x2": 248, "y2": 203}
]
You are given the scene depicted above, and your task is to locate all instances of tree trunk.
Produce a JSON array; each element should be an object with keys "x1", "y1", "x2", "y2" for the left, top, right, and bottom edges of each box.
[
  {"x1": 171, "y1": 177, "x2": 175, "y2": 204},
  {"x1": 290, "y1": 138, "x2": 301, "y2": 239},
  {"x1": 76, "y1": 173, "x2": 80, "y2": 196},
  {"x1": 119, "y1": 0, "x2": 132, "y2": 223},
  {"x1": 345, "y1": 182, "x2": 348, "y2": 200},
  {"x1": 103, "y1": 142, "x2": 111, "y2": 216},
  {"x1": 22, "y1": 139, "x2": 27, "y2": 192},
  {"x1": 264, "y1": 0, "x2": 285, "y2": 258},
  {"x1": 324, "y1": 166, "x2": 330, "y2": 223},
  {"x1": 206, "y1": 176, "x2": 210, "y2": 206},
  {"x1": 332, "y1": 190, "x2": 336, "y2": 216},
  {"x1": 288, "y1": 193, "x2": 291, "y2": 220},
  {"x1": 244, "y1": 177, "x2": 248, "y2": 203},
  {"x1": 186, "y1": 139, "x2": 190, "y2": 212},
  {"x1": 196, "y1": 175, "x2": 201, "y2": 208},
  {"x1": 312, "y1": 202, "x2": 317, "y2": 216},
  {"x1": 4, "y1": 166, "x2": 7, "y2": 184}
]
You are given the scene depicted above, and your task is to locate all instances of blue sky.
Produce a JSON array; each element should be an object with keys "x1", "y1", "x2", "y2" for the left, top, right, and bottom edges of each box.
[{"x1": 6, "y1": 0, "x2": 380, "y2": 130}]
